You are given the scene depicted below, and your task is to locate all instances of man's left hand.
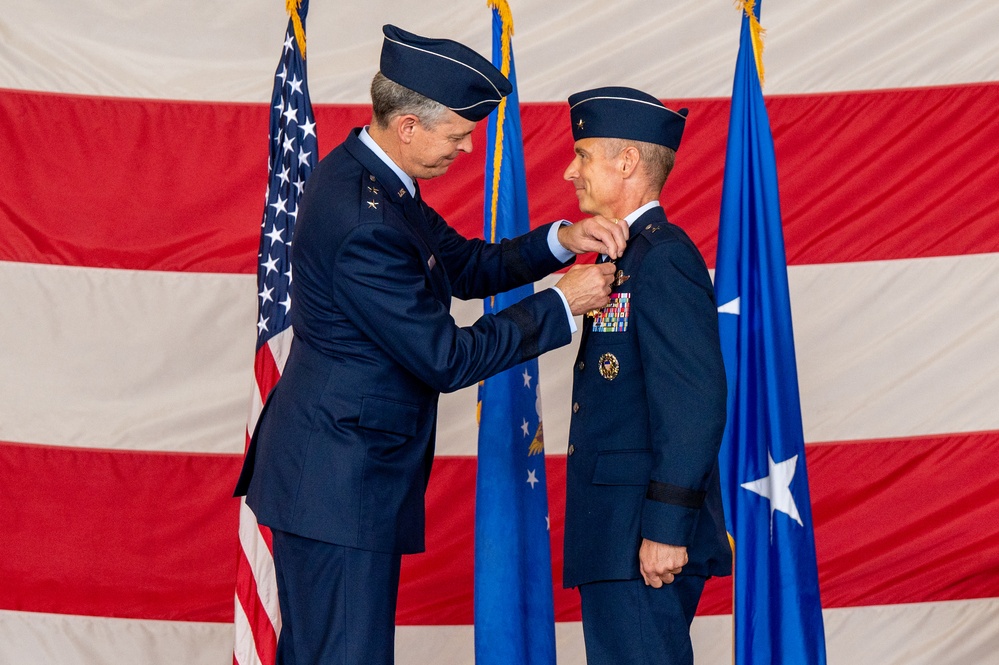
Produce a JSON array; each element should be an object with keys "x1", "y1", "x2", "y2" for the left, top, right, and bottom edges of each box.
[
  {"x1": 558, "y1": 215, "x2": 628, "y2": 259},
  {"x1": 639, "y1": 539, "x2": 688, "y2": 588}
]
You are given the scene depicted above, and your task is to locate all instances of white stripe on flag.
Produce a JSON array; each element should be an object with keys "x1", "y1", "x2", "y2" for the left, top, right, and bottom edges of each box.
[
  {"x1": 0, "y1": 609, "x2": 232, "y2": 665},
  {"x1": 3, "y1": 1, "x2": 997, "y2": 101},
  {"x1": 437, "y1": 253, "x2": 999, "y2": 456},
  {"x1": 395, "y1": 598, "x2": 999, "y2": 665},
  {"x1": 238, "y1": 500, "x2": 282, "y2": 633},
  {"x1": 268, "y1": 327, "x2": 295, "y2": 374},
  {"x1": 0, "y1": 261, "x2": 255, "y2": 453},
  {"x1": 233, "y1": 590, "x2": 264, "y2": 665}
]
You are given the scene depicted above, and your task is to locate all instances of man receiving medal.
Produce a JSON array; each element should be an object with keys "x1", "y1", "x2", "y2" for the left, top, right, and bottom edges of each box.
[{"x1": 560, "y1": 86, "x2": 733, "y2": 665}]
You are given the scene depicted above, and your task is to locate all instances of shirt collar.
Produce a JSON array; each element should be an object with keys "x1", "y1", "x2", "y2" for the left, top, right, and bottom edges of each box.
[
  {"x1": 359, "y1": 126, "x2": 416, "y2": 197},
  {"x1": 622, "y1": 200, "x2": 661, "y2": 231}
]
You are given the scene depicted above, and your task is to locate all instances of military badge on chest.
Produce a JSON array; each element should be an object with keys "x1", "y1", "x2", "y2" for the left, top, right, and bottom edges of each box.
[
  {"x1": 598, "y1": 352, "x2": 620, "y2": 380},
  {"x1": 591, "y1": 292, "x2": 630, "y2": 333}
]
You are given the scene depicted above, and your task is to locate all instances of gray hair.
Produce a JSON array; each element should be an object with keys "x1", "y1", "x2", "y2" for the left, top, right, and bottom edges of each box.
[
  {"x1": 602, "y1": 138, "x2": 676, "y2": 193},
  {"x1": 370, "y1": 72, "x2": 450, "y2": 130}
]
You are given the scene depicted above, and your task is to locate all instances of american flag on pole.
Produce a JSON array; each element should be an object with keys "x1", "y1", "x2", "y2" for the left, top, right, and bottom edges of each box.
[{"x1": 234, "y1": 1, "x2": 317, "y2": 663}]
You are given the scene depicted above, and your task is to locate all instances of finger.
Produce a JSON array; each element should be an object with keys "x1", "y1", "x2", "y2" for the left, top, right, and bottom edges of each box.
[
  {"x1": 604, "y1": 218, "x2": 628, "y2": 258},
  {"x1": 612, "y1": 219, "x2": 628, "y2": 257},
  {"x1": 586, "y1": 218, "x2": 627, "y2": 258},
  {"x1": 649, "y1": 576, "x2": 664, "y2": 589}
]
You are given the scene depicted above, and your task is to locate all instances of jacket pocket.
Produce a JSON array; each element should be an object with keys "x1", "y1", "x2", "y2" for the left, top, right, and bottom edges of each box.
[
  {"x1": 359, "y1": 396, "x2": 419, "y2": 437},
  {"x1": 591, "y1": 449, "x2": 652, "y2": 485}
]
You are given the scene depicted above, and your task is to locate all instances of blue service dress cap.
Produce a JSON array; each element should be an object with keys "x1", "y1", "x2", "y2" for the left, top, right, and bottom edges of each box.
[
  {"x1": 568, "y1": 86, "x2": 688, "y2": 151},
  {"x1": 380, "y1": 24, "x2": 512, "y2": 122}
]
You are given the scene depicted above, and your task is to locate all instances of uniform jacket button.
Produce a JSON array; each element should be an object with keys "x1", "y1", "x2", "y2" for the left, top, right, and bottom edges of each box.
[
  {"x1": 567, "y1": 444, "x2": 575, "y2": 456},
  {"x1": 572, "y1": 402, "x2": 580, "y2": 413},
  {"x1": 577, "y1": 361, "x2": 585, "y2": 371}
]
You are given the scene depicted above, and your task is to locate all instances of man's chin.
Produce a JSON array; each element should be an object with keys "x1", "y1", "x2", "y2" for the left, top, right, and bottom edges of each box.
[{"x1": 421, "y1": 161, "x2": 456, "y2": 179}]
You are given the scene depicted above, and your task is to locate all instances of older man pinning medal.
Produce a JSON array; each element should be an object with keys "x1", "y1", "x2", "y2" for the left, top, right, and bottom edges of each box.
[
  {"x1": 234, "y1": 26, "x2": 627, "y2": 665},
  {"x1": 561, "y1": 86, "x2": 733, "y2": 665}
]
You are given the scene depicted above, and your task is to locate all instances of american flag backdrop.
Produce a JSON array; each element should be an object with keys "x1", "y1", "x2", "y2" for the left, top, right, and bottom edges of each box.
[
  {"x1": 234, "y1": 2, "x2": 316, "y2": 664},
  {"x1": 2, "y1": 2, "x2": 999, "y2": 664}
]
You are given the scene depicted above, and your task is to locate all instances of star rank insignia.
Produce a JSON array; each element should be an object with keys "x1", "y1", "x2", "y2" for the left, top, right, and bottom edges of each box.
[
  {"x1": 367, "y1": 199, "x2": 379, "y2": 209},
  {"x1": 367, "y1": 186, "x2": 379, "y2": 195},
  {"x1": 576, "y1": 118, "x2": 585, "y2": 130}
]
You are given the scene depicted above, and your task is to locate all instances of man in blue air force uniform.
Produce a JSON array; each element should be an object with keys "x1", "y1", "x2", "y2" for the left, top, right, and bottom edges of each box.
[
  {"x1": 561, "y1": 87, "x2": 733, "y2": 665},
  {"x1": 234, "y1": 25, "x2": 626, "y2": 665}
]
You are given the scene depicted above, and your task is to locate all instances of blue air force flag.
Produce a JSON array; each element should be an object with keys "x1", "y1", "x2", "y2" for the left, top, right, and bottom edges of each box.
[
  {"x1": 473, "y1": 3, "x2": 557, "y2": 665},
  {"x1": 714, "y1": 2, "x2": 828, "y2": 664}
]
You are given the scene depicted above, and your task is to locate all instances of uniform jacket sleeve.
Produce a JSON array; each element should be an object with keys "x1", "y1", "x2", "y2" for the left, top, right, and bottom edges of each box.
[
  {"x1": 424, "y1": 204, "x2": 572, "y2": 300},
  {"x1": 333, "y1": 220, "x2": 572, "y2": 394},
  {"x1": 635, "y1": 236, "x2": 728, "y2": 547}
]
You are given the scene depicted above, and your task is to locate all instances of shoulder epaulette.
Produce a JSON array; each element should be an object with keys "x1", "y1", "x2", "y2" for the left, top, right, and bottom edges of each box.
[{"x1": 359, "y1": 172, "x2": 386, "y2": 223}]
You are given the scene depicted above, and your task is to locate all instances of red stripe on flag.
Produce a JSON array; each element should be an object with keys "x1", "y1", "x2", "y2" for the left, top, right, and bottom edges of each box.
[
  {"x1": 254, "y1": 343, "x2": 282, "y2": 404},
  {"x1": 0, "y1": 441, "x2": 240, "y2": 621},
  {"x1": 808, "y1": 430, "x2": 999, "y2": 608},
  {"x1": 5, "y1": 431, "x2": 999, "y2": 622},
  {"x1": 404, "y1": 429, "x2": 999, "y2": 622},
  {"x1": 4, "y1": 85, "x2": 998, "y2": 272}
]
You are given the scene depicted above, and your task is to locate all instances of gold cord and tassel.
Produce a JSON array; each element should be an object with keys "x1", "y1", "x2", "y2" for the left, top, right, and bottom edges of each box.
[
  {"x1": 736, "y1": 0, "x2": 766, "y2": 84},
  {"x1": 286, "y1": 0, "x2": 307, "y2": 58}
]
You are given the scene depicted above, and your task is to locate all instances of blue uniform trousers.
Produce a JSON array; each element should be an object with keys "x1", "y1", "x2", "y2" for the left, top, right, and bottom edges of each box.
[
  {"x1": 272, "y1": 529, "x2": 402, "y2": 665},
  {"x1": 578, "y1": 574, "x2": 707, "y2": 665}
]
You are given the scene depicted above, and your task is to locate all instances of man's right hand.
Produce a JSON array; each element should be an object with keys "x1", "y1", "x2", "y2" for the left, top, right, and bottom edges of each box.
[
  {"x1": 557, "y1": 215, "x2": 629, "y2": 259},
  {"x1": 555, "y1": 263, "x2": 617, "y2": 316}
]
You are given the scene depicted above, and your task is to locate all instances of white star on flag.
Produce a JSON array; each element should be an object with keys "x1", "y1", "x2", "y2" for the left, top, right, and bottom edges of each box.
[
  {"x1": 265, "y1": 225, "x2": 284, "y2": 245},
  {"x1": 522, "y1": 368, "x2": 532, "y2": 388},
  {"x1": 526, "y1": 469, "x2": 538, "y2": 488},
  {"x1": 741, "y1": 450, "x2": 804, "y2": 536},
  {"x1": 718, "y1": 296, "x2": 741, "y2": 315},
  {"x1": 258, "y1": 285, "x2": 274, "y2": 304},
  {"x1": 520, "y1": 418, "x2": 529, "y2": 436}
]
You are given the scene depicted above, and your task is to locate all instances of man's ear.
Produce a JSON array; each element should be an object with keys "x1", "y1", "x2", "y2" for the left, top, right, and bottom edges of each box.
[
  {"x1": 397, "y1": 114, "x2": 419, "y2": 144},
  {"x1": 619, "y1": 145, "x2": 641, "y2": 178}
]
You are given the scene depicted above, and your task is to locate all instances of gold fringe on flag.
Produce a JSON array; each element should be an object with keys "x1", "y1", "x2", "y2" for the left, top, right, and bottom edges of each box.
[
  {"x1": 737, "y1": 0, "x2": 766, "y2": 84},
  {"x1": 286, "y1": 0, "x2": 307, "y2": 58},
  {"x1": 485, "y1": 0, "x2": 515, "y2": 243},
  {"x1": 487, "y1": 0, "x2": 515, "y2": 67}
]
